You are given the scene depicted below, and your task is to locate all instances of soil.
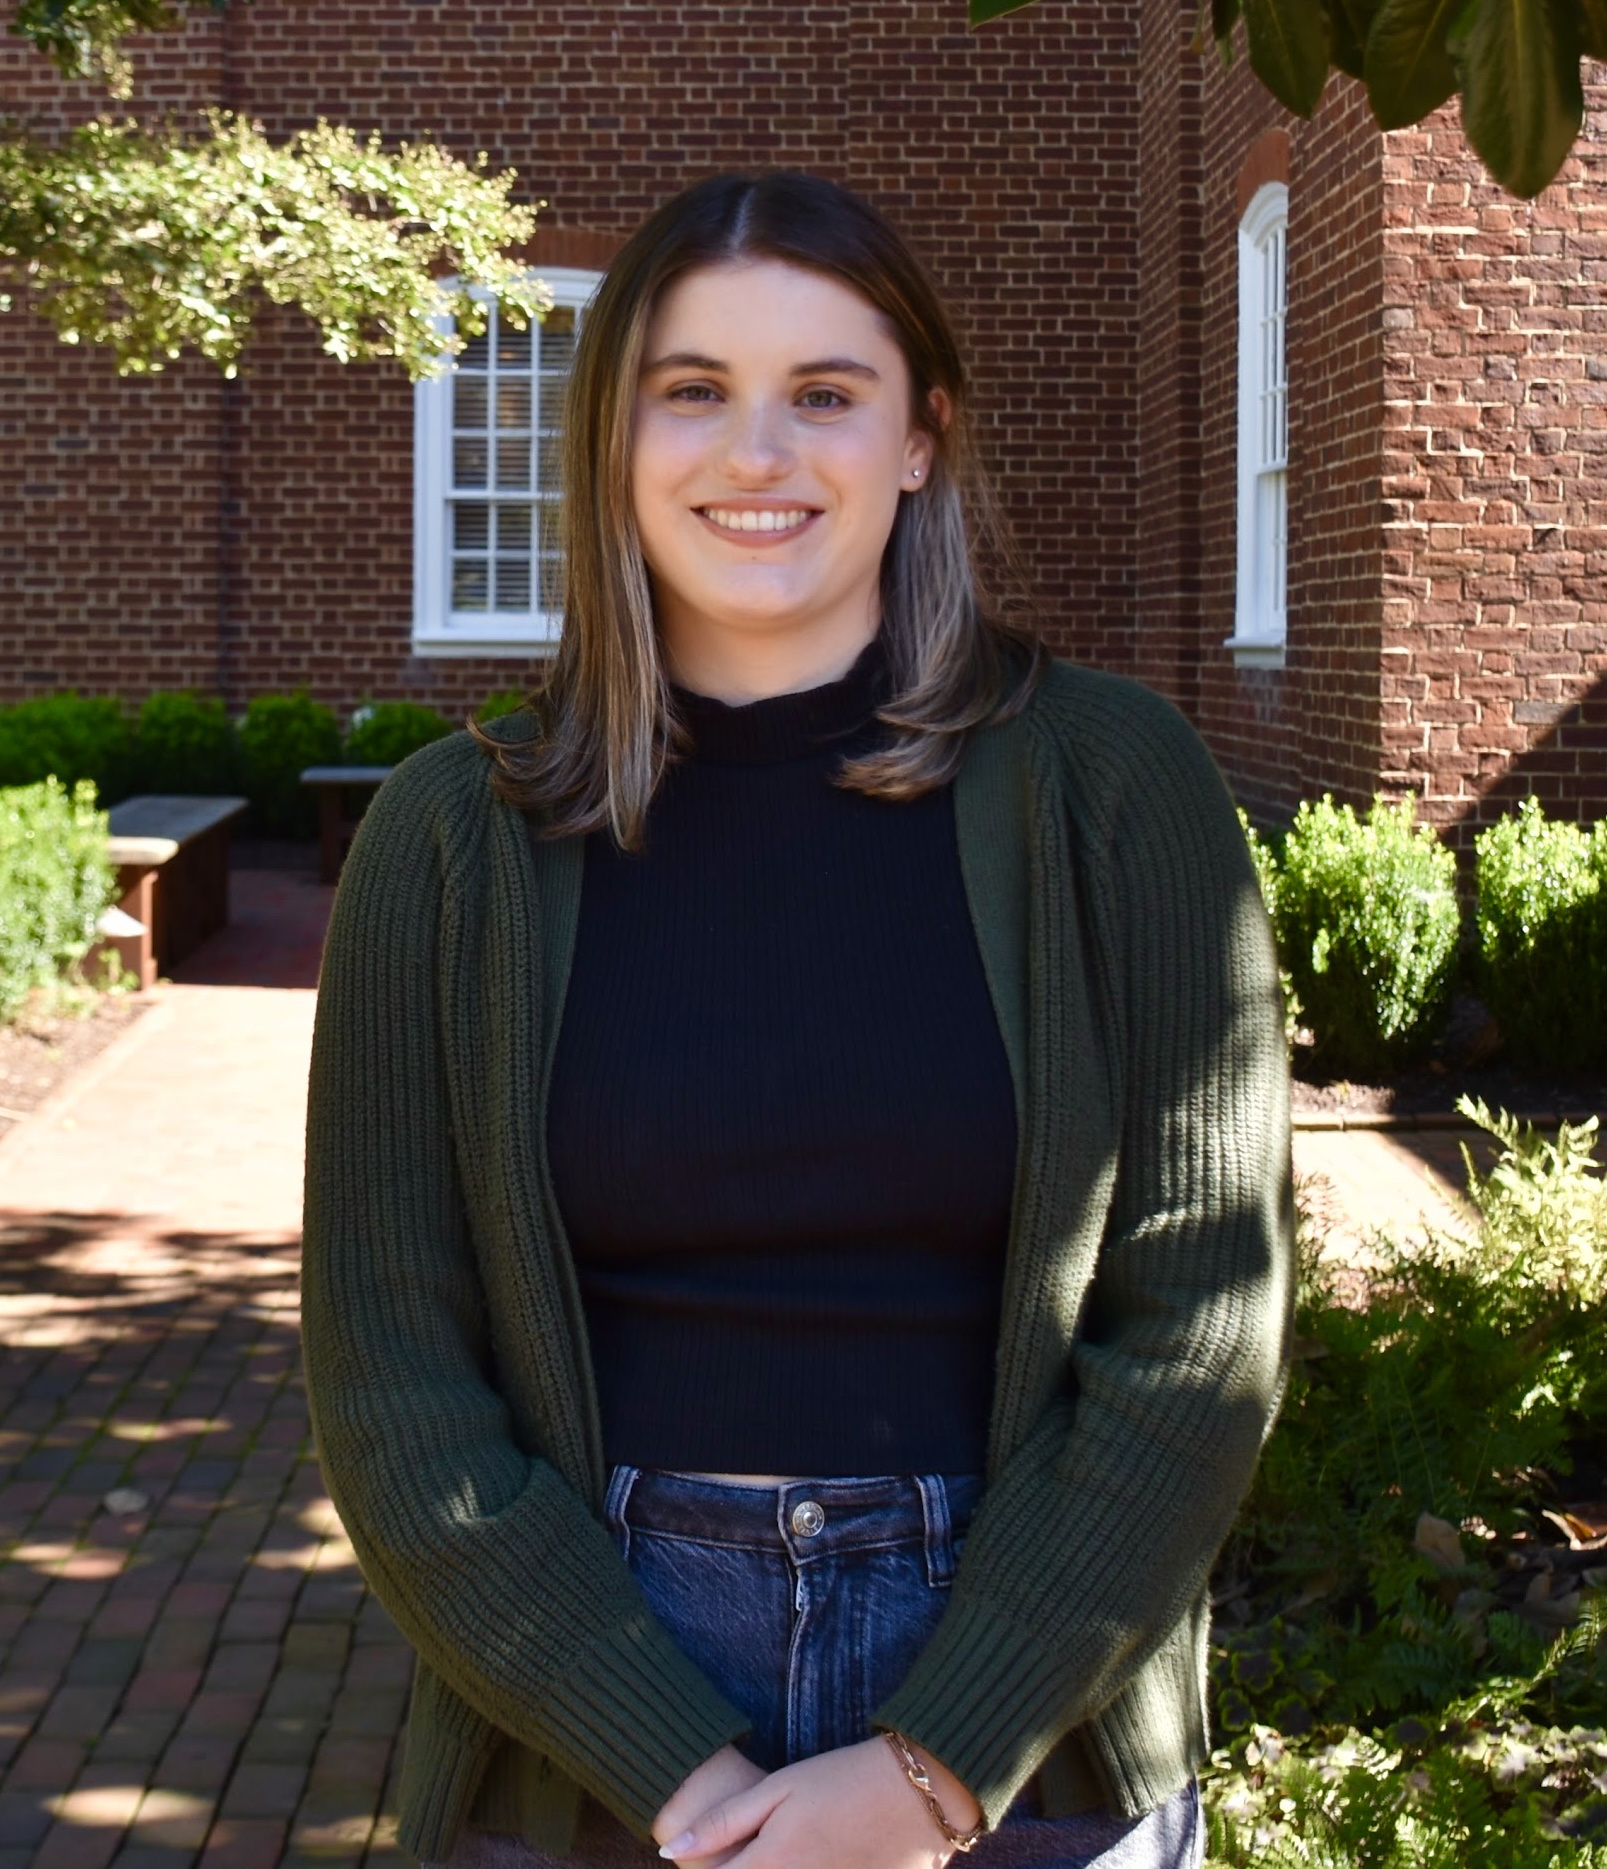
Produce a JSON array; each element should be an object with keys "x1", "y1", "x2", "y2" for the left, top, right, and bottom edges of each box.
[
  {"x1": 0, "y1": 994, "x2": 150, "y2": 1145},
  {"x1": 1289, "y1": 993, "x2": 1607, "y2": 1125}
]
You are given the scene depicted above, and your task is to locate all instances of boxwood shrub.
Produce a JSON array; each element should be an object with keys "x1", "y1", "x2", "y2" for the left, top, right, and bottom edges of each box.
[
  {"x1": 343, "y1": 700, "x2": 453, "y2": 767},
  {"x1": 133, "y1": 691, "x2": 239, "y2": 796},
  {"x1": 0, "y1": 694, "x2": 135, "y2": 803},
  {"x1": 1276, "y1": 794, "x2": 1460, "y2": 1077},
  {"x1": 0, "y1": 779, "x2": 118, "y2": 1021},
  {"x1": 238, "y1": 692, "x2": 341, "y2": 838},
  {"x1": 1475, "y1": 796, "x2": 1606, "y2": 1070}
]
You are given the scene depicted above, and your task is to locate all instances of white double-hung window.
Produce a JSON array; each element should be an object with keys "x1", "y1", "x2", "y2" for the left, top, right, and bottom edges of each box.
[
  {"x1": 1229, "y1": 183, "x2": 1288, "y2": 667},
  {"x1": 412, "y1": 268, "x2": 601, "y2": 655}
]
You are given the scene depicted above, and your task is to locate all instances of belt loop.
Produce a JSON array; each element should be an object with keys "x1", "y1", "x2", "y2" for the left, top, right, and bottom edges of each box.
[
  {"x1": 603, "y1": 1464, "x2": 639, "y2": 1563},
  {"x1": 916, "y1": 1474, "x2": 954, "y2": 1587}
]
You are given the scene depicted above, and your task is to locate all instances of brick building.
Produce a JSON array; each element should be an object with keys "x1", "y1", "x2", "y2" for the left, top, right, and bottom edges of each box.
[{"x1": 2, "y1": 2, "x2": 1603, "y2": 837}]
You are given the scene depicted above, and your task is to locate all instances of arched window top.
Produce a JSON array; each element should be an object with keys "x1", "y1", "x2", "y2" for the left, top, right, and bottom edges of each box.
[{"x1": 1241, "y1": 179, "x2": 1288, "y2": 250}]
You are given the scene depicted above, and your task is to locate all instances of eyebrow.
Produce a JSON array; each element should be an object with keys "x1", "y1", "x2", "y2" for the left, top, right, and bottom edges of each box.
[{"x1": 642, "y1": 350, "x2": 881, "y2": 382}]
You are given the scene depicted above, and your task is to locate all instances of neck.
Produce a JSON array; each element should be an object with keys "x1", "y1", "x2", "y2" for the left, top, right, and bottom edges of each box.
[{"x1": 660, "y1": 611, "x2": 881, "y2": 705}]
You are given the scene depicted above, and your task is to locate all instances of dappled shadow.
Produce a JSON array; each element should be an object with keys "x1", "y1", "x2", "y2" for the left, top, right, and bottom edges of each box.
[{"x1": 0, "y1": 1208, "x2": 410, "y2": 1865}]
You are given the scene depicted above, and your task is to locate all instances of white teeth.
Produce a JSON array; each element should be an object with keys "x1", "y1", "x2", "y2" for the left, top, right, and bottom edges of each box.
[{"x1": 702, "y1": 507, "x2": 811, "y2": 534}]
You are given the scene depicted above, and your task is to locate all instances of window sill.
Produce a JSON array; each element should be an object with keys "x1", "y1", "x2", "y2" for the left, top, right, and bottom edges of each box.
[
  {"x1": 1222, "y1": 634, "x2": 1287, "y2": 671},
  {"x1": 412, "y1": 630, "x2": 560, "y2": 660}
]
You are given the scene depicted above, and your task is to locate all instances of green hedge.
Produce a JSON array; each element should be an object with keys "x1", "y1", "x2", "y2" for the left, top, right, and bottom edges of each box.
[
  {"x1": 1275, "y1": 794, "x2": 1460, "y2": 1078},
  {"x1": 1475, "y1": 798, "x2": 1607, "y2": 1071},
  {"x1": 0, "y1": 694, "x2": 135, "y2": 802},
  {"x1": 237, "y1": 692, "x2": 342, "y2": 839},
  {"x1": 0, "y1": 779, "x2": 118, "y2": 1021},
  {"x1": 344, "y1": 700, "x2": 453, "y2": 767}
]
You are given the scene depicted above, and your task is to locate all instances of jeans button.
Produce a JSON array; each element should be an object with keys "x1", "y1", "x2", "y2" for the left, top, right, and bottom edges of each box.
[{"x1": 790, "y1": 1499, "x2": 826, "y2": 1538}]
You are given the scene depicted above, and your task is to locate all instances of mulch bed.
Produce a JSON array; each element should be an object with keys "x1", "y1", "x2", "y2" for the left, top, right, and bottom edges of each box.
[
  {"x1": 1290, "y1": 994, "x2": 1607, "y2": 1127},
  {"x1": 0, "y1": 994, "x2": 150, "y2": 1144}
]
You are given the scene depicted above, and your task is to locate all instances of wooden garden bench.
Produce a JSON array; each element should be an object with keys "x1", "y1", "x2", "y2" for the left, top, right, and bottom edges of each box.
[
  {"x1": 300, "y1": 766, "x2": 393, "y2": 885},
  {"x1": 101, "y1": 794, "x2": 249, "y2": 990}
]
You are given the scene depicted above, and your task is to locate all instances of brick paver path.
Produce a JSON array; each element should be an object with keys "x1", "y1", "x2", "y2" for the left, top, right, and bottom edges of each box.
[{"x1": 0, "y1": 873, "x2": 412, "y2": 1869}]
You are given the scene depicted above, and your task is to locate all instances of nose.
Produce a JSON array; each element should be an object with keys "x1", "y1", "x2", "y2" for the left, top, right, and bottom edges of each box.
[{"x1": 720, "y1": 396, "x2": 794, "y2": 483}]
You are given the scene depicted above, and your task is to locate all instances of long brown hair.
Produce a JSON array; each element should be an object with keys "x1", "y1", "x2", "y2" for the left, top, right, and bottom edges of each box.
[{"x1": 474, "y1": 171, "x2": 1043, "y2": 847}]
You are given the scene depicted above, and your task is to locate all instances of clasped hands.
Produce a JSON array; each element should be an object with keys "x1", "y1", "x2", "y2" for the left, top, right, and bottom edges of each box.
[{"x1": 652, "y1": 1737, "x2": 981, "y2": 1869}]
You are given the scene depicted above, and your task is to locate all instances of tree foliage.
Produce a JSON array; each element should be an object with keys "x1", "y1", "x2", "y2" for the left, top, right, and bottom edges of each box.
[
  {"x1": 3, "y1": 0, "x2": 550, "y2": 375},
  {"x1": 972, "y1": 0, "x2": 1603, "y2": 199}
]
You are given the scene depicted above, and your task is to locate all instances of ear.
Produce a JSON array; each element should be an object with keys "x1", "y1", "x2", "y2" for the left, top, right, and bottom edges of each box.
[{"x1": 901, "y1": 387, "x2": 951, "y2": 492}]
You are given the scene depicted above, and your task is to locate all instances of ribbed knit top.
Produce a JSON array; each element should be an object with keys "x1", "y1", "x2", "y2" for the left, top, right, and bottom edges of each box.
[{"x1": 545, "y1": 638, "x2": 1018, "y2": 1476}]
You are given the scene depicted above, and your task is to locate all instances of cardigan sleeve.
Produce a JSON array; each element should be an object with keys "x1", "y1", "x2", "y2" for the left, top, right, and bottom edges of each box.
[
  {"x1": 299, "y1": 747, "x2": 748, "y2": 1839},
  {"x1": 873, "y1": 686, "x2": 1295, "y2": 1824}
]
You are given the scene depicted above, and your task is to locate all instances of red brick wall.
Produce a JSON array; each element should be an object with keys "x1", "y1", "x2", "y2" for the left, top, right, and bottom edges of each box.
[
  {"x1": 1187, "y1": 57, "x2": 1385, "y2": 827},
  {"x1": 1, "y1": 0, "x2": 1143, "y2": 721},
  {"x1": 1379, "y1": 78, "x2": 1607, "y2": 849},
  {"x1": 0, "y1": 34, "x2": 228, "y2": 705},
  {"x1": 1128, "y1": 0, "x2": 1204, "y2": 706}
]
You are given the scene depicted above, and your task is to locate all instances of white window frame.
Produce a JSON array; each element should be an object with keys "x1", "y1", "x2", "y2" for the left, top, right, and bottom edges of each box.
[
  {"x1": 1227, "y1": 182, "x2": 1289, "y2": 670},
  {"x1": 412, "y1": 267, "x2": 602, "y2": 657}
]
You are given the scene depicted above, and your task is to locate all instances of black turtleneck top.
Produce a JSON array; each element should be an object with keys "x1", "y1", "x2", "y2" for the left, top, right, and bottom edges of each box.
[{"x1": 544, "y1": 638, "x2": 1018, "y2": 1476}]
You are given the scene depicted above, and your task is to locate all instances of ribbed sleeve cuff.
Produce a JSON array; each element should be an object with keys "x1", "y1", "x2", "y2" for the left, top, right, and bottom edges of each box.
[
  {"x1": 537, "y1": 1614, "x2": 752, "y2": 1837},
  {"x1": 872, "y1": 1598, "x2": 1075, "y2": 1829}
]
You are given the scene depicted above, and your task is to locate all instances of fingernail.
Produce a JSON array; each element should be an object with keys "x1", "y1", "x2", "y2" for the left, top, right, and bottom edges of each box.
[{"x1": 659, "y1": 1834, "x2": 694, "y2": 1860}]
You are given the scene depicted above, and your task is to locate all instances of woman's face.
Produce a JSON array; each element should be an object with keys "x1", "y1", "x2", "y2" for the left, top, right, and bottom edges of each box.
[{"x1": 631, "y1": 258, "x2": 935, "y2": 691}]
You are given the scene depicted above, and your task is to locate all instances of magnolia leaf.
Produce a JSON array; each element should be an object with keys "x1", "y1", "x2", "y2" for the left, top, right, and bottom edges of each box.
[
  {"x1": 1454, "y1": 0, "x2": 1584, "y2": 197},
  {"x1": 1330, "y1": 0, "x2": 1369, "y2": 77},
  {"x1": 1242, "y1": 0, "x2": 1332, "y2": 117},
  {"x1": 1581, "y1": 0, "x2": 1607, "y2": 61},
  {"x1": 1366, "y1": 0, "x2": 1465, "y2": 126},
  {"x1": 1214, "y1": 0, "x2": 1245, "y2": 49},
  {"x1": 968, "y1": 0, "x2": 1035, "y2": 22}
]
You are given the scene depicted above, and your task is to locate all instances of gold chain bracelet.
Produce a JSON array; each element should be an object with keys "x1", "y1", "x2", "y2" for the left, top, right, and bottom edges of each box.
[{"x1": 883, "y1": 1730, "x2": 985, "y2": 1855}]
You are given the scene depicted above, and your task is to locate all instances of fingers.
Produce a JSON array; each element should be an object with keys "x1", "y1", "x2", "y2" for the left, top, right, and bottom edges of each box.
[{"x1": 658, "y1": 1781, "x2": 787, "y2": 1862}]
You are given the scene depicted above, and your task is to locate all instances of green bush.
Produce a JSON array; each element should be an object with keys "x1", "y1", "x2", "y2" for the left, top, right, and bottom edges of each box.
[
  {"x1": 238, "y1": 691, "x2": 340, "y2": 838},
  {"x1": 476, "y1": 688, "x2": 529, "y2": 723},
  {"x1": 1277, "y1": 794, "x2": 1460, "y2": 1077},
  {"x1": 0, "y1": 693, "x2": 135, "y2": 803},
  {"x1": 0, "y1": 779, "x2": 118, "y2": 1021},
  {"x1": 133, "y1": 691, "x2": 240, "y2": 796},
  {"x1": 343, "y1": 700, "x2": 453, "y2": 767},
  {"x1": 1238, "y1": 809, "x2": 1301, "y2": 1049},
  {"x1": 1206, "y1": 1100, "x2": 1607, "y2": 1864},
  {"x1": 1474, "y1": 797, "x2": 1607, "y2": 1071}
]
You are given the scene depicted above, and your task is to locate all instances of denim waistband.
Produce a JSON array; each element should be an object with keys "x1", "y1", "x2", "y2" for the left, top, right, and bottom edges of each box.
[{"x1": 604, "y1": 1468, "x2": 984, "y2": 1585}]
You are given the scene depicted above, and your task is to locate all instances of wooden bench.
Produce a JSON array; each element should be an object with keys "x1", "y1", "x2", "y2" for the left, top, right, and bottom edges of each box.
[
  {"x1": 99, "y1": 795, "x2": 249, "y2": 990},
  {"x1": 300, "y1": 766, "x2": 393, "y2": 885}
]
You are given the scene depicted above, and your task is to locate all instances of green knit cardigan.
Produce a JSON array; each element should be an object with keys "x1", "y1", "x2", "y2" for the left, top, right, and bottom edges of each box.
[{"x1": 300, "y1": 658, "x2": 1294, "y2": 1863}]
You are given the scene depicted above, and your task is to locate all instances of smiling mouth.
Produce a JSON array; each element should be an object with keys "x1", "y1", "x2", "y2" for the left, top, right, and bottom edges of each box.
[{"x1": 697, "y1": 506, "x2": 817, "y2": 537}]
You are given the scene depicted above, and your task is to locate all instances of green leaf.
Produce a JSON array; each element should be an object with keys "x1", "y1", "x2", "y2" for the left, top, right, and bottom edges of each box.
[
  {"x1": 1242, "y1": 0, "x2": 1332, "y2": 116},
  {"x1": 1214, "y1": 0, "x2": 1245, "y2": 42},
  {"x1": 1366, "y1": 0, "x2": 1465, "y2": 125},
  {"x1": 1453, "y1": 0, "x2": 1584, "y2": 197},
  {"x1": 1580, "y1": 0, "x2": 1607, "y2": 61},
  {"x1": 1330, "y1": 0, "x2": 1370, "y2": 76},
  {"x1": 968, "y1": 0, "x2": 1036, "y2": 23}
]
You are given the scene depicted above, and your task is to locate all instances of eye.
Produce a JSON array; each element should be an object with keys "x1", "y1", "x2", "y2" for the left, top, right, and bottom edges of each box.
[
  {"x1": 798, "y1": 386, "x2": 849, "y2": 412},
  {"x1": 667, "y1": 382, "x2": 721, "y2": 405}
]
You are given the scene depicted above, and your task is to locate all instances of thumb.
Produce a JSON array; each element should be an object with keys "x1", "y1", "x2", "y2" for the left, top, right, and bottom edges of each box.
[{"x1": 658, "y1": 1779, "x2": 786, "y2": 1861}]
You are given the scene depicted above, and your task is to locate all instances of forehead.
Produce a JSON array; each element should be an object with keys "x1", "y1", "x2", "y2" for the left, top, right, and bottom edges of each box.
[{"x1": 643, "y1": 259, "x2": 903, "y2": 365}]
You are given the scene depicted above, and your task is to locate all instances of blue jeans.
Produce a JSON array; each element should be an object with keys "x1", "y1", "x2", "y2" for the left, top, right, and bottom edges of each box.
[{"x1": 434, "y1": 1470, "x2": 1202, "y2": 1869}]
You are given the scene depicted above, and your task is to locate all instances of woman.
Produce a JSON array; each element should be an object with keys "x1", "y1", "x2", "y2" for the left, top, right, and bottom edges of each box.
[{"x1": 301, "y1": 172, "x2": 1293, "y2": 1869}]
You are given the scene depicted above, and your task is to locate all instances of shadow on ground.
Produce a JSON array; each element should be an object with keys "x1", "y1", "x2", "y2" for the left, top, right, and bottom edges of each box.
[{"x1": 0, "y1": 1211, "x2": 409, "y2": 1868}]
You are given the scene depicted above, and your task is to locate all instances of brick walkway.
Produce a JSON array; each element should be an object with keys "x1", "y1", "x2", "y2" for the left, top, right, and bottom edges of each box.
[
  {"x1": 0, "y1": 866, "x2": 1510, "y2": 1869},
  {"x1": 0, "y1": 873, "x2": 411, "y2": 1869}
]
